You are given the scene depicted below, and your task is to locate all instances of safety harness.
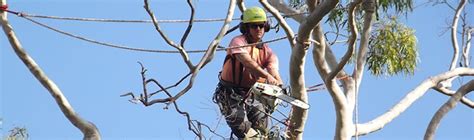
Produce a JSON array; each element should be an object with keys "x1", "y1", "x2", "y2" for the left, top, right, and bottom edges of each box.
[{"x1": 221, "y1": 42, "x2": 269, "y2": 88}]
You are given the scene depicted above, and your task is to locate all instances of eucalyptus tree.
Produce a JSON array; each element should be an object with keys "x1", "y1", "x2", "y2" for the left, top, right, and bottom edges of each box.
[
  {"x1": 1, "y1": 0, "x2": 472, "y2": 139},
  {"x1": 267, "y1": 0, "x2": 473, "y2": 139}
]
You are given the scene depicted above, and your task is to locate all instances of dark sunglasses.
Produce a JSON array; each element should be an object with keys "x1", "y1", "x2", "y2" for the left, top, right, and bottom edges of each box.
[{"x1": 248, "y1": 24, "x2": 265, "y2": 29}]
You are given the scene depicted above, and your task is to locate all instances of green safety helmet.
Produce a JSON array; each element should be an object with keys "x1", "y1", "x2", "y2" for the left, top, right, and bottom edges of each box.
[{"x1": 242, "y1": 7, "x2": 267, "y2": 23}]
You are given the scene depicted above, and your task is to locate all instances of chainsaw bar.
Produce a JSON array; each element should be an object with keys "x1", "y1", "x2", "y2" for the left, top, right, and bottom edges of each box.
[{"x1": 251, "y1": 83, "x2": 310, "y2": 109}]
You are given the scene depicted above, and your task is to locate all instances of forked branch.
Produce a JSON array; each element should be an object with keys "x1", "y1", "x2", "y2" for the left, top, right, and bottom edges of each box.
[
  {"x1": 143, "y1": 0, "x2": 193, "y2": 69},
  {"x1": 122, "y1": 63, "x2": 225, "y2": 139}
]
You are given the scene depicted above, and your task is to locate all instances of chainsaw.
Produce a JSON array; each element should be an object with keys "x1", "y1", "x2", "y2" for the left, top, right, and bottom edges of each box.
[{"x1": 250, "y1": 82, "x2": 310, "y2": 110}]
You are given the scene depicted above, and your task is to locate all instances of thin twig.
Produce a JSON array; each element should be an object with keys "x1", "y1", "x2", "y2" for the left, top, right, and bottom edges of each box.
[{"x1": 181, "y1": 0, "x2": 195, "y2": 47}]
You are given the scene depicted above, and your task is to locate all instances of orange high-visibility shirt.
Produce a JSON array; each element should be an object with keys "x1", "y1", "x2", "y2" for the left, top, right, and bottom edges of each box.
[{"x1": 220, "y1": 35, "x2": 279, "y2": 88}]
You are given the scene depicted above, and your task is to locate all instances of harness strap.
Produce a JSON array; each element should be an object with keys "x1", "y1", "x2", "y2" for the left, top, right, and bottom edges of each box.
[{"x1": 221, "y1": 35, "x2": 269, "y2": 87}]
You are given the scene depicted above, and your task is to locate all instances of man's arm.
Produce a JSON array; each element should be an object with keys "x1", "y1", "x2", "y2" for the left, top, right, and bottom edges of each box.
[
  {"x1": 234, "y1": 53, "x2": 279, "y2": 85},
  {"x1": 268, "y1": 68, "x2": 283, "y2": 86}
]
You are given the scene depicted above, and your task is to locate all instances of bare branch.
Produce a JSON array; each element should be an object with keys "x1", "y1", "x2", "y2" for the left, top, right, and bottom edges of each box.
[
  {"x1": 325, "y1": 31, "x2": 350, "y2": 39},
  {"x1": 0, "y1": 0, "x2": 100, "y2": 139},
  {"x1": 268, "y1": 0, "x2": 305, "y2": 23},
  {"x1": 448, "y1": 0, "x2": 467, "y2": 70},
  {"x1": 119, "y1": 92, "x2": 140, "y2": 104},
  {"x1": 143, "y1": 0, "x2": 237, "y2": 104},
  {"x1": 192, "y1": 120, "x2": 226, "y2": 139},
  {"x1": 355, "y1": 68, "x2": 474, "y2": 136},
  {"x1": 462, "y1": 27, "x2": 473, "y2": 67},
  {"x1": 297, "y1": 0, "x2": 339, "y2": 41},
  {"x1": 424, "y1": 80, "x2": 474, "y2": 140},
  {"x1": 237, "y1": 0, "x2": 246, "y2": 12},
  {"x1": 139, "y1": 62, "x2": 149, "y2": 105},
  {"x1": 143, "y1": 0, "x2": 178, "y2": 48},
  {"x1": 180, "y1": 0, "x2": 195, "y2": 47},
  {"x1": 260, "y1": 0, "x2": 296, "y2": 48},
  {"x1": 149, "y1": 72, "x2": 192, "y2": 97},
  {"x1": 312, "y1": 26, "x2": 332, "y2": 81},
  {"x1": 327, "y1": 0, "x2": 362, "y2": 81},
  {"x1": 143, "y1": 0, "x2": 194, "y2": 69},
  {"x1": 129, "y1": 65, "x2": 226, "y2": 139},
  {"x1": 149, "y1": 79, "x2": 202, "y2": 139},
  {"x1": 353, "y1": 0, "x2": 376, "y2": 85},
  {"x1": 433, "y1": 86, "x2": 474, "y2": 108},
  {"x1": 349, "y1": 2, "x2": 376, "y2": 132}
]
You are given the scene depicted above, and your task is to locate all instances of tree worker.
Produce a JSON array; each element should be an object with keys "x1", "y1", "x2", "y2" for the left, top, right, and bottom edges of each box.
[{"x1": 213, "y1": 7, "x2": 283, "y2": 138}]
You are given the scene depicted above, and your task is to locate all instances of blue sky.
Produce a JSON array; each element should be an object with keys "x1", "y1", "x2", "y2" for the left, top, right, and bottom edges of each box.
[{"x1": 1, "y1": 0, "x2": 473, "y2": 139}]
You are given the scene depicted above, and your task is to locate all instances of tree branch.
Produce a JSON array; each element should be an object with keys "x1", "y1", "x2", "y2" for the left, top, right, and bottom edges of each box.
[
  {"x1": 143, "y1": 0, "x2": 178, "y2": 48},
  {"x1": 268, "y1": 0, "x2": 305, "y2": 23},
  {"x1": 141, "y1": 0, "x2": 236, "y2": 104},
  {"x1": 353, "y1": 0, "x2": 375, "y2": 86},
  {"x1": 349, "y1": 0, "x2": 376, "y2": 119},
  {"x1": 180, "y1": 0, "x2": 195, "y2": 47},
  {"x1": 169, "y1": 0, "x2": 236, "y2": 101},
  {"x1": 143, "y1": 0, "x2": 194, "y2": 69},
  {"x1": 150, "y1": 79, "x2": 223, "y2": 140},
  {"x1": 124, "y1": 65, "x2": 225, "y2": 139},
  {"x1": 424, "y1": 80, "x2": 474, "y2": 140},
  {"x1": 433, "y1": 86, "x2": 474, "y2": 108},
  {"x1": 237, "y1": 0, "x2": 246, "y2": 12},
  {"x1": 260, "y1": 0, "x2": 296, "y2": 48},
  {"x1": 327, "y1": 0, "x2": 362, "y2": 81},
  {"x1": 312, "y1": 26, "x2": 331, "y2": 79},
  {"x1": 149, "y1": 72, "x2": 192, "y2": 97},
  {"x1": 287, "y1": 0, "x2": 340, "y2": 139},
  {"x1": 448, "y1": 0, "x2": 467, "y2": 70},
  {"x1": 355, "y1": 68, "x2": 474, "y2": 136},
  {"x1": 1, "y1": 0, "x2": 100, "y2": 139},
  {"x1": 462, "y1": 27, "x2": 472, "y2": 67}
]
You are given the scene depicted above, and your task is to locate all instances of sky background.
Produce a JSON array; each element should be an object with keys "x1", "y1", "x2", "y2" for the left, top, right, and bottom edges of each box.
[{"x1": 1, "y1": 0, "x2": 473, "y2": 139}]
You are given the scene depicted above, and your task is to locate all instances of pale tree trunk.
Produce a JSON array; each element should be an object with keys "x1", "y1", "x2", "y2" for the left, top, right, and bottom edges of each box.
[
  {"x1": 0, "y1": 0, "x2": 100, "y2": 139},
  {"x1": 332, "y1": 1, "x2": 361, "y2": 139},
  {"x1": 287, "y1": 0, "x2": 339, "y2": 139}
]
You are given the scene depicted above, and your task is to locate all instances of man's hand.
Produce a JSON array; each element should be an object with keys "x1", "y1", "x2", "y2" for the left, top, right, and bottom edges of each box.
[
  {"x1": 234, "y1": 52, "x2": 282, "y2": 86},
  {"x1": 265, "y1": 74, "x2": 281, "y2": 86}
]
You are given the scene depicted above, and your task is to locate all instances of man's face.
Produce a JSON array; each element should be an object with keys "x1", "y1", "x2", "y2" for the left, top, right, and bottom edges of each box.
[{"x1": 248, "y1": 22, "x2": 265, "y2": 41}]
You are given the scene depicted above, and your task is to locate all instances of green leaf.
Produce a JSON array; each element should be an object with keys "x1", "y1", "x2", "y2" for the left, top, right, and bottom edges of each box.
[
  {"x1": 378, "y1": 0, "x2": 413, "y2": 14},
  {"x1": 366, "y1": 17, "x2": 418, "y2": 76}
]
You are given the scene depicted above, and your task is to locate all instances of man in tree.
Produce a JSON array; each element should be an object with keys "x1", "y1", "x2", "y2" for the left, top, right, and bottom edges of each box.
[{"x1": 213, "y1": 7, "x2": 283, "y2": 138}]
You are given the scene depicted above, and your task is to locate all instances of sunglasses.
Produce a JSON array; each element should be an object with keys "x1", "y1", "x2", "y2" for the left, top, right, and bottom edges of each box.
[{"x1": 248, "y1": 24, "x2": 265, "y2": 29}]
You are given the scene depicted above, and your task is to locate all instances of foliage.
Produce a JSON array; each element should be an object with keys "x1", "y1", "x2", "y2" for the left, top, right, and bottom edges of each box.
[
  {"x1": 6, "y1": 127, "x2": 29, "y2": 140},
  {"x1": 327, "y1": 3, "x2": 347, "y2": 29},
  {"x1": 378, "y1": 0, "x2": 413, "y2": 14},
  {"x1": 367, "y1": 17, "x2": 418, "y2": 76}
]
